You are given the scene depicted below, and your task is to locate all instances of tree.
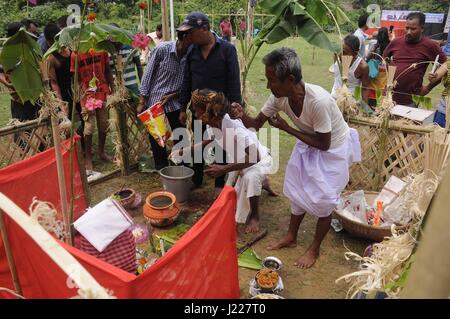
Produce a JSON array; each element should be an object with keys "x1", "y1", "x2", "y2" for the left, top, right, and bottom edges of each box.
[{"x1": 240, "y1": 0, "x2": 350, "y2": 101}]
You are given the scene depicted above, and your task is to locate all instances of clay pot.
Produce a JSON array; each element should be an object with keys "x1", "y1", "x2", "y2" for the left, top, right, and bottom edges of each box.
[
  {"x1": 143, "y1": 191, "x2": 180, "y2": 227},
  {"x1": 113, "y1": 188, "x2": 136, "y2": 208}
]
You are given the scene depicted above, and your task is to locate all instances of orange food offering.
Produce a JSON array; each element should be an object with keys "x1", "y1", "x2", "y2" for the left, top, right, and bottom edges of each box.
[{"x1": 256, "y1": 268, "x2": 279, "y2": 289}]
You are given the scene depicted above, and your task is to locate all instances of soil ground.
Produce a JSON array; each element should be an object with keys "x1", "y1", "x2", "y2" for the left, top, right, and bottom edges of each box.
[{"x1": 91, "y1": 168, "x2": 370, "y2": 299}]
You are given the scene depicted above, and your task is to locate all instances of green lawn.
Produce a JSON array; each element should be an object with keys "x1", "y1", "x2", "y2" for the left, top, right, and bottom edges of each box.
[
  {"x1": 0, "y1": 93, "x2": 10, "y2": 127},
  {"x1": 0, "y1": 35, "x2": 445, "y2": 174}
]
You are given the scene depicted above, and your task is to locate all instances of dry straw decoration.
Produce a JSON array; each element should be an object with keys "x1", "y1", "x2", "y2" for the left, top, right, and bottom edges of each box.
[
  {"x1": 336, "y1": 55, "x2": 359, "y2": 116},
  {"x1": 106, "y1": 54, "x2": 130, "y2": 168},
  {"x1": 336, "y1": 64, "x2": 450, "y2": 298},
  {"x1": 336, "y1": 128, "x2": 449, "y2": 298}
]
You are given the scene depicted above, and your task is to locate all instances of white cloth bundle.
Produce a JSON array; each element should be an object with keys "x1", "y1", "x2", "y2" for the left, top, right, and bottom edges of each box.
[{"x1": 74, "y1": 198, "x2": 133, "y2": 252}]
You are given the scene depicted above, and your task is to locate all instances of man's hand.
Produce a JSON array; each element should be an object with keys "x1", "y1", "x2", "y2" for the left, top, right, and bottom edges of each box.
[
  {"x1": 137, "y1": 101, "x2": 145, "y2": 114},
  {"x1": 420, "y1": 85, "x2": 431, "y2": 96},
  {"x1": 230, "y1": 102, "x2": 244, "y2": 119},
  {"x1": 204, "y1": 164, "x2": 226, "y2": 178},
  {"x1": 428, "y1": 72, "x2": 439, "y2": 84},
  {"x1": 268, "y1": 114, "x2": 290, "y2": 131},
  {"x1": 179, "y1": 111, "x2": 187, "y2": 125}
]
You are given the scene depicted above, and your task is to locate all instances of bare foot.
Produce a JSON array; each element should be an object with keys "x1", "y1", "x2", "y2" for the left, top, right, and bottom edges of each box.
[
  {"x1": 266, "y1": 236, "x2": 296, "y2": 250},
  {"x1": 244, "y1": 218, "x2": 260, "y2": 234},
  {"x1": 262, "y1": 179, "x2": 278, "y2": 197},
  {"x1": 85, "y1": 159, "x2": 93, "y2": 171},
  {"x1": 294, "y1": 247, "x2": 319, "y2": 269},
  {"x1": 99, "y1": 152, "x2": 113, "y2": 162}
]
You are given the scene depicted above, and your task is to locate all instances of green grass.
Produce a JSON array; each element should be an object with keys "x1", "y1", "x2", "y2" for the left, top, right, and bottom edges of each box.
[
  {"x1": 0, "y1": 93, "x2": 10, "y2": 127},
  {"x1": 0, "y1": 35, "x2": 446, "y2": 174}
]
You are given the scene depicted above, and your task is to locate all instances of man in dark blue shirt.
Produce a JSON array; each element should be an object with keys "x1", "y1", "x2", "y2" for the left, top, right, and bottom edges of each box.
[{"x1": 178, "y1": 12, "x2": 242, "y2": 192}]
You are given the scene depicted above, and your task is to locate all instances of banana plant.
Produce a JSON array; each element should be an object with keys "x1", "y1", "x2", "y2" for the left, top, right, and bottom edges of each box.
[
  {"x1": 44, "y1": 22, "x2": 135, "y2": 58},
  {"x1": 0, "y1": 28, "x2": 43, "y2": 105},
  {"x1": 241, "y1": 0, "x2": 350, "y2": 101}
]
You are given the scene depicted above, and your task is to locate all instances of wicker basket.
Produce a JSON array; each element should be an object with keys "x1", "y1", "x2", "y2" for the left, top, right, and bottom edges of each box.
[{"x1": 334, "y1": 191, "x2": 406, "y2": 242}]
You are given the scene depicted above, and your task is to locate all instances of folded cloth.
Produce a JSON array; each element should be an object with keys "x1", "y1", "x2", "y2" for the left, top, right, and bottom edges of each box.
[
  {"x1": 74, "y1": 198, "x2": 134, "y2": 252},
  {"x1": 76, "y1": 230, "x2": 136, "y2": 273}
]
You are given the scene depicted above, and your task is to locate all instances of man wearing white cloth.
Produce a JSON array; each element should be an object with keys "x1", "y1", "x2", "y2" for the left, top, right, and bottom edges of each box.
[
  {"x1": 172, "y1": 89, "x2": 274, "y2": 233},
  {"x1": 231, "y1": 48, "x2": 361, "y2": 268}
]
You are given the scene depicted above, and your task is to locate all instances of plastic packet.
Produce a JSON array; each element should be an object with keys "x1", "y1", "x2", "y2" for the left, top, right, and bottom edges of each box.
[{"x1": 138, "y1": 102, "x2": 171, "y2": 147}]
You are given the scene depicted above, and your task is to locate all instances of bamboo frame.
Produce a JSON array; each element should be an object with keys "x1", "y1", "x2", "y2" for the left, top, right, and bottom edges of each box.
[
  {"x1": 0, "y1": 209, "x2": 22, "y2": 297},
  {"x1": 0, "y1": 193, "x2": 112, "y2": 298}
]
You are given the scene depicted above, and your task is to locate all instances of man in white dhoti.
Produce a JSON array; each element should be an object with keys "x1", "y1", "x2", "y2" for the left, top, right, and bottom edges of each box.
[
  {"x1": 172, "y1": 89, "x2": 275, "y2": 233},
  {"x1": 231, "y1": 48, "x2": 361, "y2": 268}
]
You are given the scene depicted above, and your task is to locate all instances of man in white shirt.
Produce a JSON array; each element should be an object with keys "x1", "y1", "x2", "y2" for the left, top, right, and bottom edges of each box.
[
  {"x1": 231, "y1": 48, "x2": 361, "y2": 268},
  {"x1": 172, "y1": 89, "x2": 274, "y2": 233},
  {"x1": 354, "y1": 13, "x2": 369, "y2": 58}
]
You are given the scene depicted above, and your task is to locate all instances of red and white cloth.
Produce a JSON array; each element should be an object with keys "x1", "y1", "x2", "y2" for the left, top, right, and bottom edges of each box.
[{"x1": 76, "y1": 230, "x2": 136, "y2": 274}]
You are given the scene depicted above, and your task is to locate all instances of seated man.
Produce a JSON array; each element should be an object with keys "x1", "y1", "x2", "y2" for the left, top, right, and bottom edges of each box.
[{"x1": 172, "y1": 89, "x2": 274, "y2": 233}]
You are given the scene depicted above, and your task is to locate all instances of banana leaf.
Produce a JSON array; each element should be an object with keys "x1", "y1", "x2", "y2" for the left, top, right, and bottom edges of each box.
[
  {"x1": 238, "y1": 247, "x2": 263, "y2": 270},
  {"x1": 0, "y1": 28, "x2": 43, "y2": 105},
  {"x1": 255, "y1": 0, "x2": 341, "y2": 53},
  {"x1": 305, "y1": 0, "x2": 351, "y2": 26},
  {"x1": 44, "y1": 23, "x2": 134, "y2": 59},
  {"x1": 153, "y1": 224, "x2": 262, "y2": 269},
  {"x1": 412, "y1": 95, "x2": 433, "y2": 110}
]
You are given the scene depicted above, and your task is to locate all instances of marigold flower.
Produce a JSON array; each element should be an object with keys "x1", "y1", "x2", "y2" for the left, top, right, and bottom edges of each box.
[
  {"x1": 86, "y1": 12, "x2": 97, "y2": 22},
  {"x1": 88, "y1": 48, "x2": 96, "y2": 56},
  {"x1": 138, "y1": 2, "x2": 147, "y2": 10}
]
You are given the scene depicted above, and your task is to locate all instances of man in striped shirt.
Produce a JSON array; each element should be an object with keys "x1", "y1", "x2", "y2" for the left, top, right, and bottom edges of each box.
[
  {"x1": 138, "y1": 31, "x2": 192, "y2": 170},
  {"x1": 109, "y1": 24, "x2": 143, "y2": 96},
  {"x1": 110, "y1": 44, "x2": 143, "y2": 96}
]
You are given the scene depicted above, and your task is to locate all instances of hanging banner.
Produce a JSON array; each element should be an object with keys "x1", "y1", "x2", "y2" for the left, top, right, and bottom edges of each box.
[
  {"x1": 445, "y1": 7, "x2": 450, "y2": 33},
  {"x1": 381, "y1": 10, "x2": 445, "y2": 24}
]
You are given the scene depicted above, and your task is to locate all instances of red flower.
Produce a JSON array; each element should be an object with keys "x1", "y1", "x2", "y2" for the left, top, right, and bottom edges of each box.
[
  {"x1": 154, "y1": 0, "x2": 159, "y2": 5},
  {"x1": 132, "y1": 33, "x2": 151, "y2": 50},
  {"x1": 138, "y1": 2, "x2": 147, "y2": 10},
  {"x1": 86, "y1": 12, "x2": 97, "y2": 22}
]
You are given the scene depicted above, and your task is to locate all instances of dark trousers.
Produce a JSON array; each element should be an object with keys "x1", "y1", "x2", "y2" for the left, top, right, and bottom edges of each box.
[
  {"x1": 11, "y1": 100, "x2": 40, "y2": 121},
  {"x1": 191, "y1": 120, "x2": 226, "y2": 188},
  {"x1": 148, "y1": 109, "x2": 183, "y2": 170}
]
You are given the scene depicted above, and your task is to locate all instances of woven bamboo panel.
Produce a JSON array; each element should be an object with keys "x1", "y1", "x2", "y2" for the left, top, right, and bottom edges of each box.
[
  {"x1": 124, "y1": 103, "x2": 150, "y2": 165},
  {"x1": 0, "y1": 119, "x2": 53, "y2": 169},
  {"x1": 347, "y1": 117, "x2": 431, "y2": 191}
]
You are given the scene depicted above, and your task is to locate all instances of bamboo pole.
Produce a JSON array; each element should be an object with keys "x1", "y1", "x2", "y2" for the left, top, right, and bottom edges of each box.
[
  {"x1": 0, "y1": 118, "x2": 49, "y2": 137},
  {"x1": 0, "y1": 209, "x2": 23, "y2": 297},
  {"x1": 401, "y1": 164, "x2": 450, "y2": 298},
  {"x1": 75, "y1": 141, "x2": 91, "y2": 207},
  {"x1": 114, "y1": 55, "x2": 130, "y2": 176},
  {"x1": 246, "y1": 1, "x2": 255, "y2": 50},
  {"x1": 160, "y1": 0, "x2": 170, "y2": 41},
  {"x1": 49, "y1": 115, "x2": 72, "y2": 245},
  {"x1": 147, "y1": 0, "x2": 151, "y2": 34},
  {"x1": 40, "y1": 61, "x2": 72, "y2": 246},
  {"x1": 0, "y1": 194, "x2": 113, "y2": 298}
]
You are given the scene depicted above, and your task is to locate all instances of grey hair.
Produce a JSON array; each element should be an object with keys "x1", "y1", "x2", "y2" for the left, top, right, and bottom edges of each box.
[{"x1": 262, "y1": 47, "x2": 302, "y2": 83}]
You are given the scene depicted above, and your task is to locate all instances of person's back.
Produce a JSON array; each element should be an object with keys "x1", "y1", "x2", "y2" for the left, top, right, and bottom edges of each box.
[
  {"x1": 53, "y1": 50, "x2": 72, "y2": 102},
  {"x1": 72, "y1": 51, "x2": 111, "y2": 106}
]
